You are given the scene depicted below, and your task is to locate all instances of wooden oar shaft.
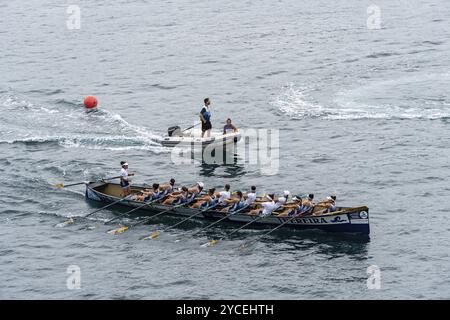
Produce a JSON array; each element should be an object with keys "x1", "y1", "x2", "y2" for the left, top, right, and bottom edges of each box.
[
  {"x1": 132, "y1": 204, "x2": 184, "y2": 227},
  {"x1": 221, "y1": 215, "x2": 266, "y2": 239},
  {"x1": 85, "y1": 194, "x2": 133, "y2": 218},
  {"x1": 55, "y1": 175, "x2": 123, "y2": 188},
  {"x1": 191, "y1": 205, "x2": 248, "y2": 236},
  {"x1": 164, "y1": 203, "x2": 219, "y2": 232}
]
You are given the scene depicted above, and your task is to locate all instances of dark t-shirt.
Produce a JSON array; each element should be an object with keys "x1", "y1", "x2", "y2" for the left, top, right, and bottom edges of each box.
[{"x1": 200, "y1": 107, "x2": 211, "y2": 122}]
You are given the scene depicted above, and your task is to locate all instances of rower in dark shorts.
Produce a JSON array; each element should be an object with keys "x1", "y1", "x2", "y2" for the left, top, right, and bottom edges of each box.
[{"x1": 199, "y1": 98, "x2": 212, "y2": 138}]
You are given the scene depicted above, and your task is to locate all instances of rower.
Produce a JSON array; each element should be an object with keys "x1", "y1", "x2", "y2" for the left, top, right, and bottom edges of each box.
[
  {"x1": 163, "y1": 186, "x2": 189, "y2": 205},
  {"x1": 119, "y1": 161, "x2": 134, "y2": 197},
  {"x1": 223, "y1": 118, "x2": 238, "y2": 135},
  {"x1": 271, "y1": 190, "x2": 290, "y2": 213},
  {"x1": 188, "y1": 181, "x2": 204, "y2": 194},
  {"x1": 301, "y1": 194, "x2": 316, "y2": 215},
  {"x1": 244, "y1": 186, "x2": 257, "y2": 206},
  {"x1": 190, "y1": 188, "x2": 217, "y2": 209},
  {"x1": 276, "y1": 195, "x2": 312, "y2": 217},
  {"x1": 159, "y1": 178, "x2": 176, "y2": 196},
  {"x1": 215, "y1": 184, "x2": 231, "y2": 205},
  {"x1": 220, "y1": 191, "x2": 246, "y2": 214},
  {"x1": 248, "y1": 194, "x2": 278, "y2": 216},
  {"x1": 136, "y1": 183, "x2": 161, "y2": 202},
  {"x1": 318, "y1": 195, "x2": 337, "y2": 214}
]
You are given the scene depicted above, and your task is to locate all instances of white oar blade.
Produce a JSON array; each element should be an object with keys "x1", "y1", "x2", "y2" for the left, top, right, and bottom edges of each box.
[
  {"x1": 107, "y1": 226, "x2": 129, "y2": 235},
  {"x1": 201, "y1": 239, "x2": 218, "y2": 247},
  {"x1": 142, "y1": 231, "x2": 160, "y2": 240},
  {"x1": 55, "y1": 218, "x2": 74, "y2": 228}
]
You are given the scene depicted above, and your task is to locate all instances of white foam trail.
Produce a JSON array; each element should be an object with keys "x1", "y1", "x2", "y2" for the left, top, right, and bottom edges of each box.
[
  {"x1": 274, "y1": 77, "x2": 450, "y2": 120},
  {"x1": 0, "y1": 93, "x2": 167, "y2": 152}
]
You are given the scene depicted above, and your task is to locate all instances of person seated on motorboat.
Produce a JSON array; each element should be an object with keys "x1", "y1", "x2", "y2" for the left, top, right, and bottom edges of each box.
[
  {"x1": 220, "y1": 191, "x2": 246, "y2": 214},
  {"x1": 244, "y1": 186, "x2": 257, "y2": 206},
  {"x1": 199, "y1": 98, "x2": 212, "y2": 138},
  {"x1": 136, "y1": 183, "x2": 162, "y2": 202},
  {"x1": 190, "y1": 188, "x2": 216, "y2": 209},
  {"x1": 223, "y1": 118, "x2": 238, "y2": 135},
  {"x1": 214, "y1": 184, "x2": 231, "y2": 205}
]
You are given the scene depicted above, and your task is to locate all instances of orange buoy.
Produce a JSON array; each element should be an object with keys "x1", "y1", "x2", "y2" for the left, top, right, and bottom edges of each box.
[{"x1": 83, "y1": 96, "x2": 98, "y2": 109}]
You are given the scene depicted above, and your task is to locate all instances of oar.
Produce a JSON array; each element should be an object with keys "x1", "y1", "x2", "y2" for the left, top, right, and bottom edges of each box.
[
  {"x1": 104, "y1": 196, "x2": 164, "y2": 225},
  {"x1": 239, "y1": 213, "x2": 300, "y2": 249},
  {"x1": 60, "y1": 194, "x2": 136, "y2": 226},
  {"x1": 53, "y1": 175, "x2": 123, "y2": 188},
  {"x1": 142, "y1": 201, "x2": 221, "y2": 240},
  {"x1": 106, "y1": 202, "x2": 190, "y2": 235},
  {"x1": 203, "y1": 214, "x2": 269, "y2": 247},
  {"x1": 186, "y1": 204, "x2": 250, "y2": 238}
]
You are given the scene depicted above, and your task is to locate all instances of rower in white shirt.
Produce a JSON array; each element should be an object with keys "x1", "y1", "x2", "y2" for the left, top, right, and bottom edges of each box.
[
  {"x1": 215, "y1": 184, "x2": 231, "y2": 205},
  {"x1": 244, "y1": 186, "x2": 257, "y2": 206}
]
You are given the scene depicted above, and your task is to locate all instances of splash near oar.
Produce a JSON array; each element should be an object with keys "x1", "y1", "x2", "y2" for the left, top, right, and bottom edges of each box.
[
  {"x1": 56, "y1": 194, "x2": 135, "y2": 227},
  {"x1": 106, "y1": 202, "x2": 190, "y2": 235}
]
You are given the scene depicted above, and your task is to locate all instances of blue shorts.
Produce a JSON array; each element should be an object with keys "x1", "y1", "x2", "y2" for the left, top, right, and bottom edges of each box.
[{"x1": 120, "y1": 180, "x2": 130, "y2": 189}]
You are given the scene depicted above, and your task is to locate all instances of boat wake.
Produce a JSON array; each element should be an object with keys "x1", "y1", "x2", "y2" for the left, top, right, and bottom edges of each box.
[
  {"x1": 274, "y1": 75, "x2": 450, "y2": 120},
  {"x1": 0, "y1": 93, "x2": 166, "y2": 152}
]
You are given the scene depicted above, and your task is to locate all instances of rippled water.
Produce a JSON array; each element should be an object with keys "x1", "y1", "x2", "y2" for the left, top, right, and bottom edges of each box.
[{"x1": 1, "y1": 0, "x2": 450, "y2": 299}]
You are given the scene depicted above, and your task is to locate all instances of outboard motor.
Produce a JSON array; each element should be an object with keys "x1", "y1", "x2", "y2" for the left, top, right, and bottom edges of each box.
[{"x1": 168, "y1": 126, "x2": 181, "y2": 137}]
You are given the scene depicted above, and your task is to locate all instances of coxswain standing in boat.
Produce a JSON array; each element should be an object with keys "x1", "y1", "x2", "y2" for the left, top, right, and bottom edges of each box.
[
  {"x1": 199, "y1": 98, "x2": 212, "y2": 138},
  {"x1": 120, "y1": 161, "x2": 134, "y2": 197}
]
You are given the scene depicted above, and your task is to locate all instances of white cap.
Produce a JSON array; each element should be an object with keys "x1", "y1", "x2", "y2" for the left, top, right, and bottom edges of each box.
[
  {"x1": 278, "y1": 196, "x2": 287, "y2": 204},
  {"x1": 197, "y1": 182, "x2": 204, "y2": 188},
  {"x1": 122, "y1": 162, "x2": 129, "y2": 166},
  {"x1": 327, "y1": 196, "x2": 335, "y2": 201},
  {"x1": 284, "y1": 190, "x2": 290, "y2": 196}
]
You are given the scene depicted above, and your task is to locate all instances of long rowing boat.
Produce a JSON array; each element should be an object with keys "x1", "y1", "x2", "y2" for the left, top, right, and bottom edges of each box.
[{"x1": 85, "y1": 182, "x2": 370, "y2": 235}]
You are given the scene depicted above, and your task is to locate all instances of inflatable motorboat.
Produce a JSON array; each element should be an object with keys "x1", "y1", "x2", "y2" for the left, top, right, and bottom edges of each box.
[{"x1": 160, "y1": 126, "x2": 241, "y2": 148}]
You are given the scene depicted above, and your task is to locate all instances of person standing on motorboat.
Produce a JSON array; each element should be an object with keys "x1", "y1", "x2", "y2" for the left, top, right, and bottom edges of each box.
[{"x1": 199, "y1": 98, "x2": 212, "y2": 138}]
